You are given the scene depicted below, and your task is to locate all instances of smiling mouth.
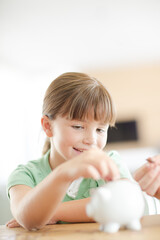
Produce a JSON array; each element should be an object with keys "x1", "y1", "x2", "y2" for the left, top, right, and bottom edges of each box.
[{"x1": 73, "y1": 147, "x2": 84, "y2": 153}]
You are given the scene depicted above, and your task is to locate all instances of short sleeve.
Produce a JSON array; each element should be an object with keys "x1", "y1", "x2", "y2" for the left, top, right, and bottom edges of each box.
[
  {"x1": 108, "y1": 150, "x2": 133, "y2": 181},
  {"x1": 7, "y1": 164, "x2": 35, "y2": 198},
  {"x1": 7, "y1": 151, "x2": 52, "y2": 199}
]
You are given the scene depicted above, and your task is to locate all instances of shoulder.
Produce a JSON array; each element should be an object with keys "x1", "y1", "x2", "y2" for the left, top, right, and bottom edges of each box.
[
  {"x1": 25, "y1": 150, "x2": 51, "y2": 174},
  {"x1": 15, "y1": 150, "x2": 51, "y2": 177},
  {"x1": 108, "y1": 150, "x2": 120, "y2": 159},
  {"x1": 7, "y1": 150, "x2": 51, "y2": 197},
  {"x1": 107, "y1": 150, "x2": 122, "y2": 165}
]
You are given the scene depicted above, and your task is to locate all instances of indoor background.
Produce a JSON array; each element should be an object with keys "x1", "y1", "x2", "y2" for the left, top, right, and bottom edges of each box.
[{"x1": 0, "y1": 0, "x2": 160, "y2": 224}]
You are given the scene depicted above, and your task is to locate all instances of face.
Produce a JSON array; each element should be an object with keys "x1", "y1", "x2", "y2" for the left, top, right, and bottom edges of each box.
[{"x1": 50, "y1": 115, "x2": 109, "y2": 163}]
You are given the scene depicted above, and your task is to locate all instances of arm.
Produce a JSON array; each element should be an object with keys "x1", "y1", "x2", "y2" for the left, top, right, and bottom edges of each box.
[
  {"x1": 9, "y1": 149, "x2": 119, "y2": 230},
  {"x1": 52, "y1": 198, "x2": 94, "y2": 223},
  {"x1": 6, "y1": 197, "x2": 94, "y2": 228},
  {"x1": 10, "y1": 169, "x2": 71, "y2": 230}
]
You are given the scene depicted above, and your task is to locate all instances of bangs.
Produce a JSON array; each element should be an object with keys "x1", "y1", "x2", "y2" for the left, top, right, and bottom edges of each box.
[{"x1": 60, "y1": 85, "x2": 116, "y2": 126}]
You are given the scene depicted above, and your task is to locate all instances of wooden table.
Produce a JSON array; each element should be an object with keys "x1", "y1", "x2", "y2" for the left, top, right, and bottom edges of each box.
[{"x1": 1, "y1": 215, "x2": 160, "y2": 240}]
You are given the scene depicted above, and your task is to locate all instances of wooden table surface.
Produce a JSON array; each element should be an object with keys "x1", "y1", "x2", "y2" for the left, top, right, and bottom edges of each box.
[{"x1": 1, "y1": 215, "x2": 160, "y2": 240}]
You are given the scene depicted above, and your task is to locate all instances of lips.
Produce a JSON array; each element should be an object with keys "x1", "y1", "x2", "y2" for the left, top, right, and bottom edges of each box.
[{"x1": 73, "y1": 147, "x2": 86, "y2": 153}]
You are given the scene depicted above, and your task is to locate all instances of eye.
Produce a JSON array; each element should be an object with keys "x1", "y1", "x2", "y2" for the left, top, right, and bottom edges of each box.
[
  {"x1": 72, "y1": 125, "x2": 84, "y2": 130},
  {"x1": 97, "y1": 128, "x2": 105, "y2": 133}
]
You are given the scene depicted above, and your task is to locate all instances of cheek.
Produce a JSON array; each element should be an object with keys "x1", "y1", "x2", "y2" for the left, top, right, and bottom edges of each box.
[
  {"x1": 65, "y1": 132, "x2": 81, "y2": 145},
  {"x1": 98, "y1": 135, "x2": 107, "y2": 149},
  {"x1": 55, "y1": 128, "x2": 79, "y2": 147}
]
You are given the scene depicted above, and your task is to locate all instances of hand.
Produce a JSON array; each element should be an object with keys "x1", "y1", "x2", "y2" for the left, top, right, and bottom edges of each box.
[
  {"x1": 6, "y1": 218, "x2": 21, "y2": 228},
  {"x1": 6, "y1": 217, "x2": 57, "y2": 228},
  {"x1": 57, "y1": 148, "x2": 120, "y2": 182},
  {"x1": 134, "y1": 155, "x2": 160, "y2": 199}
]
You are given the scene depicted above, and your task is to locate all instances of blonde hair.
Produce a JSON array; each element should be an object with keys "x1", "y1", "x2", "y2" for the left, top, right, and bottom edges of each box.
[{"x1": 42, "y1": 72, "x2": 116, "y2": 155}]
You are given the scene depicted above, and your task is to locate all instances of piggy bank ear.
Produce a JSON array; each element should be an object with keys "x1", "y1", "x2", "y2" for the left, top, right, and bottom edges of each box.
[{"x1": 97, "y1": 188, "x2": 111, "y2": 201}]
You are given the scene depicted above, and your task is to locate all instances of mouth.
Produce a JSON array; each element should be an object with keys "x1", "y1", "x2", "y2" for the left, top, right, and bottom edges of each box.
[{"x1": 73, "y1": 147, "x2": 86, "y2": 153}]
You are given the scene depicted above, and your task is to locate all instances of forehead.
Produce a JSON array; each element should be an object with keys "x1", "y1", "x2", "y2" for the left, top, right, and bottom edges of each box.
[
  {"x1": 67, "y1": 110, "x2": 108, "y2": 125},
  {"x1": 80, "y1": 107, "x2": 109, "y2": 124},
  {"x1": 64, "y1": 118, "x2": 109, "y2": 129}
]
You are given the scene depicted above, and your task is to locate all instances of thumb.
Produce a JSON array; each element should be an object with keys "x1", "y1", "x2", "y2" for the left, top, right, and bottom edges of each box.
[
  {"x1": 147, "y1": 155, "x2": 160, "y2": 164},
  {"x1": 6, "y1": 219, "x2": 21, "y2": 228}
]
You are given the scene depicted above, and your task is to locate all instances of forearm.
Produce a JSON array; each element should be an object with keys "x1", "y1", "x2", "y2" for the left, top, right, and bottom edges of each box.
[
  {"x1": 11, "y1": 169, "x2": 71, "y2": 230},
  {"x1": 53, "y1": 198, "x2": 94, "y2": 223}
]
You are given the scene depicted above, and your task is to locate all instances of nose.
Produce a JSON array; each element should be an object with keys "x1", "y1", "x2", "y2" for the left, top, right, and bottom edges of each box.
[{"x1": 82, "y1": 130, "x2": 97, "y2": 146}]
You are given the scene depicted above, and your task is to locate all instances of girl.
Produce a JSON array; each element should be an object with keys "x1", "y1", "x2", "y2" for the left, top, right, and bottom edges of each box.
[{"x1": 7, "y1": 72, "x2": 132, "y2": 230}]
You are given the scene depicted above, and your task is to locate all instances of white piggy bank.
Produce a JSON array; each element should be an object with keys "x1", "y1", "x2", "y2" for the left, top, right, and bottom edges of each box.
[{"x1": 86, "y1": 179, "x2": 145, "y2": 233}]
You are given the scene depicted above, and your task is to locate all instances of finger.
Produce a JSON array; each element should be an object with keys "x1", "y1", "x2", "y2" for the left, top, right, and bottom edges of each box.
[
  {"x1": 81, "y1": 150, "x2": 110, "y2": 179},
  {"x1": 88, "y1": 155, "x2": 119, "y2": 180},
  {"x1": 147, "y1": 155, "x2": 160, "y2": 164},
  {"x1": 47, "y1": 219, "x2": 57, "y2": 225},
  {"x1": 84, "y1": 165, "x2": 101, "y2": 180},
  {"x1": 76, "y1": 163, "x2": 101, "y2": 180},
  {"x1": 89, "y1": 150, "x2": 119, "y2": 180},
  {"x1": 145, "y1": 173, "x2": 160, "y2": 196},
  {"x1": 154, "y1": 187, "x2": 160, "y2": 199},
  {"x1": 6, "y1": 219, "x2": 14, "y2": 226},
  {"x1": 6, "y1": 219, "x2": 16, "y2": 226},
  {"x1": 89, "y1": 153, "x2": 119, "y2": 180},
  {"x1": 97, "y1": 159, "x2": 109, "y2": 179},
  {"x1": 106, "y1": 158, "x2": 120, "y2": 181},
  {"x1": 6, "y1": 220, "x2": 21, "y2": 228},
  {"x1": 138, "y1": 166, "x2": 160, "y2": 191},
  {"x1": 133, "y1": 163, "x2": 153, "y2": 181}
]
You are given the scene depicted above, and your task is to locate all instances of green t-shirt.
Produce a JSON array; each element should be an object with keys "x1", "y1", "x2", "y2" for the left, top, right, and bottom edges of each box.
[{"x1": 7, "y1": 150, "x2": 132, "y2": 200}]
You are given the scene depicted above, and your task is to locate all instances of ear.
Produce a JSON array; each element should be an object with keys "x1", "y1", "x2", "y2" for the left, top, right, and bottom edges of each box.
[
  {"x1": 97, "y1": 188, "x2": 111, "y2": 201},
  {"x1": 41, "y1": 115, "x2": 53, "y2": 137}
]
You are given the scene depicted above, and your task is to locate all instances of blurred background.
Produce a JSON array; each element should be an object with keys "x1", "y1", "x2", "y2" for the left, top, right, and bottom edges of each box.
[{"x1": 0, "y1": 0, "x2": 160, "y2": 224}]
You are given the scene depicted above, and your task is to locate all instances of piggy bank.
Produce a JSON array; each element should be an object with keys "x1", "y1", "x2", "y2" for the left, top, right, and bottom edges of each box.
[{"x1": 86, "y1": 180, "x2": 145, "y2": 233}]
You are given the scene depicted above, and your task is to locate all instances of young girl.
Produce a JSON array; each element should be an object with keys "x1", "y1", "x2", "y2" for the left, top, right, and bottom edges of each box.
[{"x1": 7, "y1": 72, "x2": 132, "y2": 230}]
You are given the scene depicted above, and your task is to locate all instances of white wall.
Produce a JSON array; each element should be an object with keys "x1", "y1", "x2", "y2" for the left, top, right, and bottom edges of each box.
[{"x1": 0, "y1": 0, "x2": 160, "y2": 72}]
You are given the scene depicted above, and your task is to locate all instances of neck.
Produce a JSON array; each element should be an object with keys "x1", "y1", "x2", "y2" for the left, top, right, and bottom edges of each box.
[{"x1": 49, "y1": 144, "x2": 65, "y2": 170}]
